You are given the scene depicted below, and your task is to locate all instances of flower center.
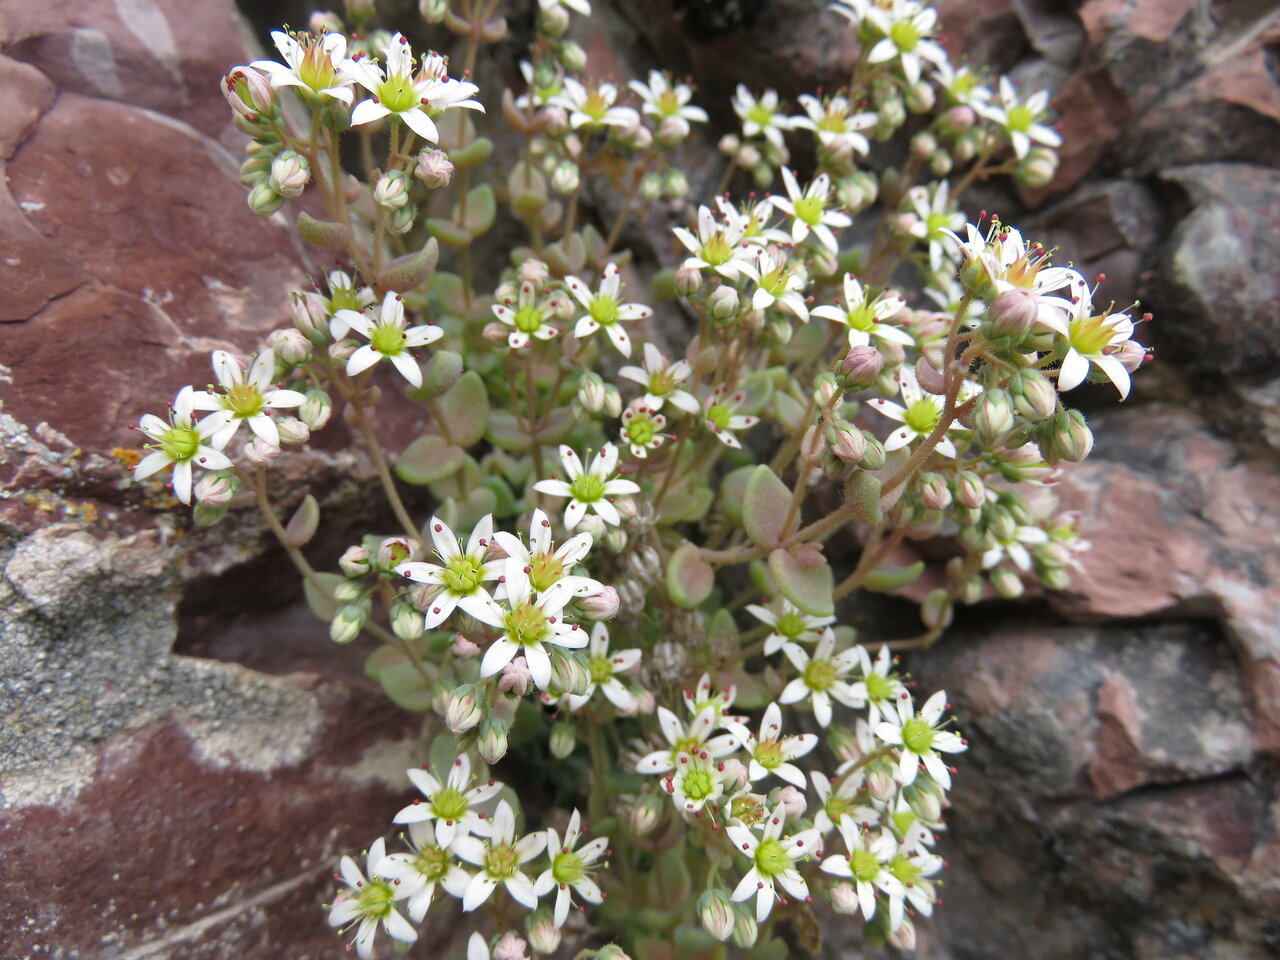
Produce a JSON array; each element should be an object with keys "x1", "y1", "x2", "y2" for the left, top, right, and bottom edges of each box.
[
  {"x1": 528, "y1": 552, "x2": 566, "y2": 593},
  {"x1": 824, "y1": 793, "x2": 855, "y2": 823},
  {"x1": 890, "y1": 853, "x2": 923, "y2": 886},
  {"x1": 761, "y1": 267, "x2": 790, "y2": 296},
  {"x1": 588, "y1": 296, "x2": 619, "y2": 326},
  {"x1": 441, "y1": 555, "x2": 485, "y2": 595},
  {"x1": 775, "y1": 610, "x2": 809, "y2": 639},
  {"x1": 224, "y1": 381, "x2": 265, "y2": 419},
  {"x1": 371, "y1": 322, "x2": 407, "y2": 356},
  {"x1": 483, "y1": 841, "x2": 520, "y2": 880},
  {"x1": 159, "y1": 423, "x2": 201, "y2": 463},
  {"x1": 903, "y1": 398, "x2": 942, "y2": 435},
  {"x1": 849, "y1": 847, "x2": 882, "y2": 883},
  {"x1": 699, "y1": 234, "x2": 732, "y2": 266},
  {"x1": 567, "y1": 473, "x2": 606, "y2": 503},
  {"x1": 583, "y1": 91, "x2": 609, "y2": 122},
  {"x1": 846, "y1": 302, "x2": 880, "y2": 332},
  {"x1": 803, "y1": 658, "x2": 837, "y2": 692},
  {"x1": 1069, "y1": 313, "x2": 1118, "y2": 355},
  {"x1": 430, "y1": 785, "x2": 470, "y2": 822},
  {"x1": 625, "y1": 417, "x2": 656, "y2": 447},
  {"x1": 648, "y1": 369, "x2": 676, "y2": 395},
  {"x1": 355, "y1": 877, "x2": 396, "y2": 918},
  {"x1": 753, "y1": 838, "x2": 792, "y2": 879},
  {"x1": 298, "y1": 44, "x2": 338, "y2": 93},
  {"x1": 793, "y1": 195, "x2": 825, "y2": 226},
  {"x1": 657, "y1": 90, "x2": 680, "y2": 115},
  {"x1": 863, "y1": 672, "x2": 894, "y2": 701},
  {"x1": 901, "y1": 716, "x2": 936, "y2": 755},
  {"x1": 551, "y1": 849, "x2": 586, "y2": 885},
  {"x1": 1006, "y1": 104, "x2": 1034, "y2": 133},
  {"x1": 746, "y1": 103, "x2": 773, "y2": 127},
  {"x1": 705, "y1": 403, "x2": 732, "y2": 431},
  {"x1": 329, "y1": 286, "x2": 365, "y2": 312},
  {"x1": 513, "y1": 304, "x2": 545, "y2": 334},
  {"x1": 376, "y1": 74, "x2": 421, "y2": 113},
  {"x1": 680, "y1": 767, "x2": 715, "y2": 802},
  {"x1": 753, "y1": 738, "x2": 785, "y2": 770},
  {"x1": 587, "y1": 655, "x2": 613, "y2": 684},
  {"x1": 890, "y1": 19, "x2": 921, "y2": 51},
  {"x1": 504, "y1": 600, "x2": 550, "y2": 648},
  {"x1": 925, "y1": 211, "x2": 952, "y2": 235},
  {"x1": 415, "y1": 844, "x2": 452, "y2": 882}
]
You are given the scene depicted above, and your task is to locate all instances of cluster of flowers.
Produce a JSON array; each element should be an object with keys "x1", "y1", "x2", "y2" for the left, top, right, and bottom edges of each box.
[{"x1": 125, "y1": 0, "x2": 1153, "y2": 956}]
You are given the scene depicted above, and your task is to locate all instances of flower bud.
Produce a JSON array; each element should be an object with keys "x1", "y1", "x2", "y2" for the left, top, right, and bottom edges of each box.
[
  {"x1": 378, "y1": 536, "x2": 415, "y2": 571},
  {"x1": 290, "y1": 291, "x2": 329, "y2": 343},
  {"x1": 299, "y1": 389, "x2": 333, "y2": 430},
  {"x1": 247, "y1": 181, "x2": 284, "y2": 217},
  {"x1": 708, "y1": 285, "x2": 740, "y2": 321},
  {"x1": 339, "y1": 545, "x2": 372, "y2": 578},
  {"x1": 222, "y1": 66, "x2": 274, "y2": 121},
  {"x1": 860, "y1": 434, "x2": 886, "y2": 471},
  {"x1": 674, "y1": 264, "x2": 702, "y2": 297},
  {"x1": 549, "y1": 719, "x2": 576, "y2": 759},
  {"x1": 391, "y1": 601, "x2": 424, "y2": 641},
  {"x1": 446, "y1": 684, "x2": 484, "y2": 733},
  {"x1": 578, "y1": 372, "x2": 608, "y2": 413},
  {"x1": 630, "y1": 792, "x2": 663, "y2": 836},
  {"x1": 538, "y1": 3, "x2": 570, "y2": 36},
  {"x1": 720, "y1": 758, "x2": 750, "y2": 793},
  {"x1": 498, "y1": 656, "x2": 533, "y2": 696},
  {"x1": 552, "y1": 650, "x2": 593, "y2": 696},
  {"x1": 374, "y1": 171, "x2": 410, "y2": 210},
  {"x1": 910, "y1": 131, "x2": 937, "y2": 159},
  {"x1": 557, "y1": 40, "x2": 587, "y2": 73},
  {"x1": 541, "y1": 104, "x2": 570, "y2": 136},
  {"x1": 970, "y1": 389, "x2": 1015, "y2": 447},
  {"x1": 830, "y1": 882, "x2": 859, "y2": 914},
  {"x1": 445, "y1": 635, "x2": 477, "y2": 659},
  {"x1": 953, "y1": 470, "x2": 985, "y2": 509},
  {"x1": 918, "y1": 471, "x2": 952, "y2": 510},
  {"x1": 665, "y1": 169, "x2": 689, "y2": 199},
  {"x1": 823, "y1": 419, "x2": 865, "y2": 464},
  {"x1": 386, "y1": 201, "x2": 417, "y2": 236},
  {"x1": 419, "y1": 0, "x2": 449, "y2": 23},
  {"x1": 344, "y1": 0, "x2": 375, "y2": 20},
  {"x1": 579, "y1": 586, "x2": 620, "y2": 621},
  {"x1": 275, "y1": 416, "x2": 310, "y2": 445},
  {"x1": 989, "y1": 566, "x2": 1024, "y2": 599},
  {"x1": 414, "y1": 148, "x2": 454, "y2": 188},
  {"x1": 269, "y1": 151, "x2": 309, "y2": 198},
  {"x1": 193, "y1": 502, "x2": 227, "y2": 527},
  {"x1": 518, "y1": 258, "x2": 550, "y2": 287},
  {"x1": 773, "y1": 785, "x2": 807, "y2": 820},
  {"x1": 330, "y1": 604, "x2": 366, "y2": 644},
  {"x1": 244, "y1": 436, "x2": 280, "y2": 463},
  {"x1": 525, "y1": 909, "x2": 561, "y2": 954},
  {"x1": 1010, "y1": 369, "x2": 1057, "y2": 421},
  {"x1": 266, "y1": 328, "x2": 311, "y2": 367},
  {"x1": 1016, "y1": 146, "x2": 1058, "y2": 189},
  {"x1": 941, "y1": 104, "x2": 976, "y2": 136},
  {"x1": 718, "y1": 133, "x2": 741, "y2": 156},
  {"x1": 929, "y1": 150, "x2": 953, "y2": 177},
  {"x1": 987, "y1": 287, "x2": 1038, "y2": 339},
  {"x1": 921, "y1": 587, "x2": 954, "y2": 631},
  {"x1": 194, "y1": 472, "x2": 238, "y2": 506},
  {"x1": 1042, "y1": 409, "x2": 1093, "y2": 464},
  {"x1": 698, "y1": 888, "x2": 736, "y2": 942},
  {"x1": 906, "y1": 80, "x2": 936, "y2": 114},
  {"x1": 604, "y1": 526, "x2": 628, "y2": 553},
  {"x1": 551, "y1": 160, "x2": 580, "y2": 195},
  {"x1": 730, "y1": 907, "x2": 758, "y2": 948},
  {"x1": 1113, "y1": 338, "x2": 1148, "y2": 373},
  {"x1": 838, "y1": 345, "x2": 884, "y2": 388},
  {"x1": 483, "y1": 321, "x2": 511, "y2": 345},
  {"x1": 476, "y1": 716, "x2": 510, "y2": 764}
]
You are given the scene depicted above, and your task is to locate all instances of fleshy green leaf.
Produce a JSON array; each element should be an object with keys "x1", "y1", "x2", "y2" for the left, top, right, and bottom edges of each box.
[
  {"x1": 863, "y1": 561, "x2": 925, "y2": 592},
  {"x1": 449, "y1": 136, "x2": 493, "y2": 171},
  {"x1": 296, "y1": 211, "x2": 349, "y2": 249},
  {"x1": 380, "y1": 659, "x2": 437, "y2": 711},
  {"x1": 303, "y1": 571, "x2": 346, "y2": 622},
  {"x1": 377, "y1": 237, "x2": 438, "y2": 293},
  {"x1": 426, "y1": 217, "x2": 472, "y2": 248},
  {"x1": 407, "y1": 349, "x2": 463, "y2": 401},
  {"x1": 438, "y1": 370, "x2": 489, "y2": 446},
  {"x1": 742, "y1": 465, "x2": 794, "y2": 548},
  {"x1": 283, "y1": 494, "x2": 319, "y2": 547},
  {"x1": 771, "y1": 392, "x2": 807, "y2": 432},
  {"x1": 427, "y1": 454, "x2": 480, "y2": 500},
  {"x1": 667, "y1": 542, "x2": 714, "y2": 609},
  {"x1": 460, "y1": 184, "x2": 496, "y2": 237},
  {"x1": 655, "y1": 488, "x2": 714, "y2": 524},
  {"x1": 395, "y1": 435, "x2": 466, "y2": 485},
  {"x1": 718, "y1": 465, "x2": 756, "y2": 527},
  {"x1": 768, "y1": 547, "x2": 834, "y2": 617},
  {"x1": 845, "y1": 470, "x2": 883, "y2": 525},
  {"x1": 485, "y1": 408, "x2": 574, "y2": 451}
]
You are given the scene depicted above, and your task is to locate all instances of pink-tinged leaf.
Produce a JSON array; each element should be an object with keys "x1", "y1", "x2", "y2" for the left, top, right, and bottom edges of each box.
[
  {"x1": 380, "y1": 659, "x2": 438, "y2": 711},
  {"x1": 844, "y1": 469, "x2": 882, "y2": 525},
  {"x1": 283, "y1": 494, "x2": 320, "y2": 547},
  {"x1": 303, "y1": 571, "x2": 346, "y2": 621},
  {"x1": 768, "y1": 547, "x2": 834, "y2": 617},
  {"x1": 666, "y1": 542, "x2": 715, "y2": 609},
  {"x1": 862, "y1": 561, "x2": 925, "y2": 592},
  {"x1": 717, "y1": 464, "x2": 756, "y2": 527},
  {"x1": 395, "y1": 435, "x2": 466, "y2": 485},
  {"x1": 296, "y1": 211, "x2": 349, "y2": 249},
  {"x1": 407, "y1": 349, "x2": 463, "y2": 401},
  {"x1": 378, "y1": 237, "x2": 439, "y2": 293},
  {"x1": 438, "y1": 370, "x2": 489, "y2": 446},
  {"x1": 743, "y1": 465, "x2": 795, "y2": 548}
]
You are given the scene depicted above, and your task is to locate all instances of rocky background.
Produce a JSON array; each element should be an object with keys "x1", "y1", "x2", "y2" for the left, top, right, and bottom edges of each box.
[{"x1": 1, "y1": 0, "x2": 1277, "y2": 958}]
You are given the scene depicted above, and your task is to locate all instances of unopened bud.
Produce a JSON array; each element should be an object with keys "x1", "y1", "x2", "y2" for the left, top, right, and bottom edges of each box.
[
  {"x1": 275, "y1": 416, "x2": 310, "y2": 445},
  {"x1": 476, "y1": 716, "x2": 510, "y2": 764},
  {"x1": 1042, "y1": 409, "x2": 1093, "y2": 464},
  {"x1": 941, "y1": 104, "x2": 976, "y2": 136},
  {"x1": 708, "y1": 285, "x2": 740, "y2": 321},
  {"x1": 918, "y1": 471, "x2": 952, "y2": 510},
  {"x1": 538, "y1": 3, "x2": 570, "y2": 36},
  {"x1": 557, "y1": 40, "x2": 587, "y2": 73},
  {"x1": 483, "y1": 321, "x2": 510, "y2": 345},
  {"x1": 194, "y1": 472, "x2": 238, "y2": 506},
  {"x1": 719, "y1": 758, "x2": 750, "y2": 793},
  {"x1": 698, "y1": 888, "x2": 736, "y2": 942},
  {"x1": 414, "y1": 148, "x2": 454, "y2": 188},
  {"x1": 773, "y1": 785, "x2": 806, "y2": 820},
  {"x1": 674, "y1": 264, "x2": 703, "y2": 297},
  {"x1": 299, "y1": 389, "x2": 333, "y2": 430},
  {"x1": 825, "y1": 419, "x2": 866, "y2": 464},
  {"x1": 830, "y1": 882, "x2": 859, "y2": 914},
  {"x1": 664, "y1": 169, "x2": 689, "y2": 199},
  {"x1": 244, "y1": 436, "x2": 280, "y2": 463},
  {"x1": 731, "y1": 907, "x2": 758, "y2": 948},
  {"x1": 866, "y1": 762, "x2": 897, "y2": 801},
  {"x1": 339, "y1": 545, "x2": 372, "y2": 578},
  {"x1": 525, "y1": 909, "x2": 561, "y2": 954},
  {"x1": 541, "y1": 105, "x2": 570, "y2": 136},
  {"x1": 551, "y1": 160, "x2": 580, "y2": 195},
  {"x1": 222, "y1": 66, "x2": 274, "y2": 120},
  {"x1": 860, "y1": 434, "x2": 886, "y2": 471},
  {"x1": 1017, "y1": 146, "x2": 1058, "y2": 189},
  {"x1": 247, "y1": 181, "x2": 284, "y2": 217},
  {"x1": 445, "y1": 684, "x2": 484, "y2": 733},
  {"x1": 839, "y1": 345, "x2": 884, "y2": 388},
  {"x1": 549, "y1": 719, "x2": 576, "y2": 759},
  {"x1": 374, "y1": 171, "x2": 410, "y2": 210},
  {"x1": 921, "y1": 587, "x2": 954, "y2": 631},
  {"x1": 498, "y1": 656, "x2": 533, "y2": 696},
  {"x1": 266, "y1": 328, "x2": 311, "y2": 367},
  {"x1": 330, "y1": 604, "x2": 366, "y2": 644},
  {"x1": 269, "y1": 151, "x2": 309, "y2": 198},
  {"x1": 418, "y1": 0, "x2": 449, "y2": 23},
  {"x1": 391, "y1": 601, "x2": 424, "y2": 641},
  {"x1": 630, "y1": 792, "x2": 663, "y2": 836},
  {"x1": 910, "y1": 131, "x2": 937, "y2": 159},
  {"x1": 578, "y1": 372, "x2": 608, "y2": 413},
  {"x1": 604, "y1": 526, "x2": 628, "y2": 552},
  {"x1": 192, "y1": 502, "x2": 227, "y2": 527},
  {"x1": 906, "y1": 80, "x2": 936, "y2": 113},
  {"x1": 1010, "y1": 369, "x2": 1057, "y2": 421},
  {"x1": 970, "y1": 389, "x2": 1015, "y2": 447},
  {"x1": 989, "y1": 566, "x2": 1024, "y2": 599},
  {"x1": 1113, "y1": 338, "x2": 1148, "y2": 373},
  {"x1": 953, "y1": 470, "x2": 985, "y2": 509},
  {"x1": 310, "y1": 12, "x2": 344, "y2": 32},
  {"x1": 579, "y1": 586, "x2": 620, "y2": 621},
  {"x1": 988, "y1": 287, "x2": 1038, "y2": 339},
  {"x1": 344, "y1": 0, "x2": 375, "y2": 19},
  {"x1": 929, "y1": 150, "x2": 953, "y2": 177}
]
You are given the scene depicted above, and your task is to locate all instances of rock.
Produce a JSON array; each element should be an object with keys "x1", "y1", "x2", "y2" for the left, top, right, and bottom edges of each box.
[{"x1": 1154, "y1": 164, "x2": 1280, "y2": 385}]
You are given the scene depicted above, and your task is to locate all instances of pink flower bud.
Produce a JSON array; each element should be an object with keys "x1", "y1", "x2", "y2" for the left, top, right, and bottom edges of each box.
[
  {"x1": 378, "y1": 536, "x2": 415, "y2": 570},
  {"x1": 244, "y1": 437, "x2": 279, "y2": 464},
  {"x1": 339, "y1": 545, "x2": 371, "y2": 578},
  {"x1": 1112, "y1": 338, "x2": 1148, "y2": 373},
  {"x1": 774, "y1": 785, "x2": 807, "y2": 820},
  {"x1": 839, "y1": 345, "x2": 883, "y2": 388},
  {"x1": 988, "y1": 287, "x2": 1038, "y2": 338},
  {"x1": 580, "y1": 586, "x2": 620, "y2": 621},
  {"x1": 222, "y1": 66, "x2": 274, "y2": 119},
  {"x1": 275, "y1": 417, "x2": 310, "y2": 445},
  {"x1": 498, "y1": 656, "x2": 533, "y2": 696},
  {"x1": 482, "y1": 321, "x2": 510, "y2": 345},
  {"x1": 829, "y1": 882, "x2": 859, "y2": 915},
  {"x1": 445, "y1": 684, "x2": 483, "y2": 733},
  {"x1": 525, "y1": 910, "x2": 561, "y2": 953},
  {"x1": 414, "y1": 148, "x2": 454, "y2": 189},
  {"x1": 518, "y1": 258, "x2": 550, "y2": 287},
  {"x1": 451, "y1": 634, "x2": 480, "y2": 658},
  {"x1": 193, "y1": 473, "x2": 237, "y2": 506},
  {"x1": 674, "y1": 264, "x2": 703, "y2": 297}
]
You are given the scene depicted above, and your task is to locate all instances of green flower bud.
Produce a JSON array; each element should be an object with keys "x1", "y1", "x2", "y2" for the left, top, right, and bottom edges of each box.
[
  {"x1": 698, "y1": 888, "x2": 736, "y2": 942},
  {"x1": 538, "y1": 3, "x2": 571, "y2": 36},
  {"x1": 918, "y1": 471, "x2": 952, "y2": 510},
  {"x1": 630, "y1": 792, "x2": 663, "y2": 837},
  {"x1": 339, "y1": 545, "x2": 372, "y2": 578},
  {"x1": 300, "y1": 389, "x2": 333, "y2": 430},
  {"x1": 549, "y1": 719, "x2": 576, "y2": 759},
  {"x1": 333, "y1": 580, "x2": 363, "y2": 603},
  {"x1": 419, "y1": 0, "x2": 449, "y2": 23},
  {"x1": 989, "y1": 566, "x2": 1024, "y2": 599},
  {"x1": 860, "y1": 433, "x2": 886, "y2": 471},
  {"x1": 730, "y1": 906, "x2": 758, "y2": 948},
  {"x1": 330, "y1": 604, "x2": 366, "y2": 644},
  {"x1": 247, "y1": 181, "x2": 284, "y2": 216},
  {"x1": 920, "y1": 588, "x2": 953, "y2": 631},
  {"x1": 193, "y1": 502, "x2": 228, "y2": 527},
  {"x1": 1010, "y1": 369, "x2": 1057, "y2": 421},
  {"x1": 1041, "y1": 409, "x2": 1093, "y2": 464},
  {"x1": 269, "y1": 151, "x2": 309, "y2": 198},
  {"x1": 445, "y1": 684, "x2": 484, "y2": 733},
  {"x1": 970, "y1": 389, "x2": 1015, "y2": 447},
  {"x1": 1016, "y1": 146, "x2": 1058, "y2": 189},
  {"x1": 557, "y1": 40, "x2": 587, "y2": 72},
  {"x1": 551, "y1": 160, "x2": 580, "y2": 194},
  {"x1": 476, "y1": 716, "x2": 510, "y2": 764},
  {"x1": 391, "y1": 601, "x2": 424, "y2": 641}
]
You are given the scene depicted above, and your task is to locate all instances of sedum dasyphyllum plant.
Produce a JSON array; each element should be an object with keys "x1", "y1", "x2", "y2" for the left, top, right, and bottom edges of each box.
[{"x1": 132, "y1": 0, "x2": 1150, "y2": 956}]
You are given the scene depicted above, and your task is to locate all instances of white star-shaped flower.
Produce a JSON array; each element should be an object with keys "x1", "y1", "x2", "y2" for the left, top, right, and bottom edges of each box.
[
  {"x1": 635, "y1": 705, "x2": 740, "y2": 775},
  {"x1": 133, "y1": 386, "x2": 234, "y2": 504},
  {"x1": 393, "y1": 753, "x2": 503, "y2": 848},
  {"x1": 396, "y1": 514, "x2": 504, "y2": 628},
  {"x1": 727, "y1": 805, "x2": 820, "y2": 922},
  {"x1": 811, "y1": 274, "x2": 915, "y2": 349},
  {"x1": 251, "y1": 30, "x2": 358, "y2": 104},
  {"x1": 532, "y1": 443, "x2": 641, "y2": 529},
  {"x1": 868, "y1": 367, "x2": 976, "y2": 458},
  {"x1": 565, "y1": 263, "x2": 652, "y2": 358},
  {"x1": 778, "y1": 628, "x2": 865, "y2": 727},
  {"x1": 770, "y1": 166, "x2": 851, "y2": 254},
  {"x1": 533, "y1": 809, "x2": 609, "y2": 927},
  {"x1": 328, "y1": 838, "x2": 418, "y2": 959},
  {"x1": 875, "y1": 690, "x2": 967, "y2": 788},
  {"x1": 726, "y1": 702, "x2": 819, "y2": 789},
  {"x1": 453, "y1": 800, "x2": 547, "y2": 912},
  {"x1": 376, "y1": 820, "x2": 473, "y2": 922},
  {"x1": 191, "y1": 348, "x2": 306, "y2": 448},
  {"x1": 336, "y1": 291, "x2": 442, "y2": 387},
  {"x1": 618, "y1": 343, "x2": 700, "y2": 415}
]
